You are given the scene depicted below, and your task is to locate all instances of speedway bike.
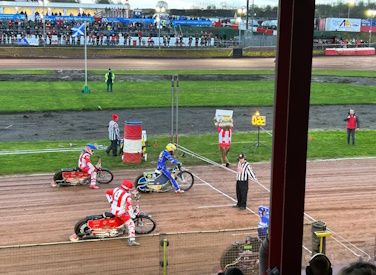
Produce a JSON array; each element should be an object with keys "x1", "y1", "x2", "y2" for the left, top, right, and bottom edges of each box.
[
  {"x1": 135, "y1": 164, "x2": 194, "y2": 193},
  {"x1": 72, "y1": 192, "x2": 155, "y2": 240},
  {"x1": 52, "y1": 156, "x2": 113, "y2": 187}
]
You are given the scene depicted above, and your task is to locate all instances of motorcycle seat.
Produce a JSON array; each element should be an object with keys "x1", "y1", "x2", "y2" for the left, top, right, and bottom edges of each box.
[
  {"x1": 103, "y1": 212, "x2": 115, "y2": 218},
  {"x1": 61, "y1": 167, "x2": 81, "y2": 172},
  {"x1": 86, "y1": 214, "x2": 104, "y2": 220}
]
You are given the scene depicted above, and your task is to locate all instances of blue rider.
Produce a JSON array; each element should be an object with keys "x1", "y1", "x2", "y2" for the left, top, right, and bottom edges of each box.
[{"x1": 157, "y1": 143, "x2": 184, "y2": 194}]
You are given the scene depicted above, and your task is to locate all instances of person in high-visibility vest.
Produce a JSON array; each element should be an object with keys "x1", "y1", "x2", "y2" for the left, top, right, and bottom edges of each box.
[{"x1": 105, "y1": 68, "x2": 115, "y2": 92}]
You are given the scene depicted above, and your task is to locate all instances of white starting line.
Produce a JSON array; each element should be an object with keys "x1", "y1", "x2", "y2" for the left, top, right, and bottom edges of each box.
[
  {"x1": 198, "y1": 204, "x2": 235, "y2": 209},
  {"x1": 192, "y1": 172, "x2": 259, "y2": 217}
]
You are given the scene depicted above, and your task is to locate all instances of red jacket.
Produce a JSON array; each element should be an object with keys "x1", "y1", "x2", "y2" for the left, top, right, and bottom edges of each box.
[{"x1": 345, "y1": 114, "x2": 359, "y2": 129}]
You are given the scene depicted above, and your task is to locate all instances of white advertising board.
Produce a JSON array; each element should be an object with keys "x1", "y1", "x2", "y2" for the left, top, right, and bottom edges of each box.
[{"x1": 325, "y1": 18, "x2": 361, "y2": 32}]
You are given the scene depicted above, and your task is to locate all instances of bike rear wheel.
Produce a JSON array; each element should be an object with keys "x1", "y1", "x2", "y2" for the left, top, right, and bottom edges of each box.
[
  {"x1": 135, "y1": 175, "x2": 149, "y2": 193},
  {"x1": 96, "y1": 168, "x2": 113, "y2": 184},
  {"x1": 134, "y1": 215, "x2": 156, "y2": 234},
  {"x1": 74, "y1": 218, "x2": 92, "y2": 239},
  {"x1": 176, "y1": 171, "x2": 194, "y2": 191}
]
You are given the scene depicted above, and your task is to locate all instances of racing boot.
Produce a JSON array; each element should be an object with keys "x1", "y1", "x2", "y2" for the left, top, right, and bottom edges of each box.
[
  {"x1": 128, "y1": 238, "x2": 140, "y2": 246},
  {"x1": 175, "y1": 189, "x2": 184, "y2": 194},
  {"x1": 90, "y1": 173, "x2": 99, "y2": 189}
]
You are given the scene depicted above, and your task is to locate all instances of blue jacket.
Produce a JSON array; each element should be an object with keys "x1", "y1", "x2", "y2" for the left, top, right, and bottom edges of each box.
[{"x1": 157, "y1": 150, "x2": 180, "y2": 170}]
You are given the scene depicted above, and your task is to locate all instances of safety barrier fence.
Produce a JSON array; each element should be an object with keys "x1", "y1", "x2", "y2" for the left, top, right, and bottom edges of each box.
[{"x1": 0, "y1": 224, "x2": 372, "y2": 274}]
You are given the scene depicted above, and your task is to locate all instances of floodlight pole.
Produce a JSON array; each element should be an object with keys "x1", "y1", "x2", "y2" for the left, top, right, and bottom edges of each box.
[
  {"x1": 246, "y1": 0, "x2": 249, "y2": 30},
  {"x1": 84, "y1": 21, "x2": 87, "y2": 88},
  {"x1": 370, "y1": 18, "x2": 373, "y2": 47}
]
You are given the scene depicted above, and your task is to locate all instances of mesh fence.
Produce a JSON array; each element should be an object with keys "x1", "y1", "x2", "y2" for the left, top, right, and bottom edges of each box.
[{"x1": 0, "y1": 225, "x2": 373, "y2": 274}]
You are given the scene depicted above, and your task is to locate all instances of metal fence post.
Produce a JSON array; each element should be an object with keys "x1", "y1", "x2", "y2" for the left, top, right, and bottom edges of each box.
[{"x1": 160, "y1": 238, "x2": 169, "y2": 275}]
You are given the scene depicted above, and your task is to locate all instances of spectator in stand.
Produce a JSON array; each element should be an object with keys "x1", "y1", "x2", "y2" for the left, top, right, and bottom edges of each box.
[
  {"x1": 344, "y1": 109, "x2": 360, "y2": 145},
  {"x1": 338, "y1": 261, "x2": 376, "y2": 275}
]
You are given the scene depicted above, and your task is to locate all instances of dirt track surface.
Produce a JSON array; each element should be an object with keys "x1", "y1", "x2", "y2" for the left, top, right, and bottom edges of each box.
[
  {"x1": 2, "y1": 56, "x2": 376, "y2": 70},
  {"x1": 0, "y1": 159, "x2": 375, "y2": 273}
]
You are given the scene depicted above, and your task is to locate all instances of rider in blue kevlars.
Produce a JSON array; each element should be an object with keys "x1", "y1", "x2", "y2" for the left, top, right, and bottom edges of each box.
[{"x1": 157, "y1": 143, "x2": 184, "y2": 194}]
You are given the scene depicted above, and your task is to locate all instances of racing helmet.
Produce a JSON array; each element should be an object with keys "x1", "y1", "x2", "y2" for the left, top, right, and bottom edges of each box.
[
  {"x1": 121, "y1": 180, "x2": 133, "y2": 191},
  {"x1": 84, "y1": 144, "x2": 97, "y2": 155},
  {"x1": 166, "y1": 143, "x2": 176, "y2": 152}
]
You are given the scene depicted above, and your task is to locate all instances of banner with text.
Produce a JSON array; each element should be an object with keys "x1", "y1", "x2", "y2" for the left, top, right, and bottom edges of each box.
[
  {"x1": 0, "y1": 14, "x2": 26, "y2": 20},
  {"x1": 325, "y1": 18, "x2": 361, "y2": 32}
]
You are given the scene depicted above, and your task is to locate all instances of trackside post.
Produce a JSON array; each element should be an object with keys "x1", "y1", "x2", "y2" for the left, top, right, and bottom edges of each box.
[{"x1": 160, "y1": 238, "x2": 169, "y2": 274}]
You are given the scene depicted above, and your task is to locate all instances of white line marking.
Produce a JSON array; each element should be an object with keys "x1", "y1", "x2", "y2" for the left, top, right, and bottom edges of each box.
[
  {"x1": 192, "y1": 173, "x2": 259, "y2": 217},
  {"x1": 183, "y1": 145, "x2": 373, "y2": 260},
  {"x1": 198, "y1": 204, "x2": 235, "y2": 209},
  {"x1": 192, "y1": 183, "x2": 207, "y2": 186}
]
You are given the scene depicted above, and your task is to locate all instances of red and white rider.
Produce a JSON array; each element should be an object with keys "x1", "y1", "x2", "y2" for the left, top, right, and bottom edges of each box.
[
  {"x1": 105, "y1": 180, "x2": 140, "y2": 246},
  {"x1": 78, "y1": 144, "x2": 98, "y2": 189}
]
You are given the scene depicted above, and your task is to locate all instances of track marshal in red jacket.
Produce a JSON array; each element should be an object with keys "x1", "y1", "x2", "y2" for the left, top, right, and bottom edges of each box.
[{"x1": 344, "y1": 109, "x2": 360, "y2": 146}]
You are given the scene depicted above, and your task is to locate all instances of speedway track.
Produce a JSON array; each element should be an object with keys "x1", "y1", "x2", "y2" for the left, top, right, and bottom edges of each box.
[
  {"x1": 1, "y1": 56, "x2": 376, "y2": 70},
  {"x1": 1, "y1": 159, "x2": 376, "y2": 274}
]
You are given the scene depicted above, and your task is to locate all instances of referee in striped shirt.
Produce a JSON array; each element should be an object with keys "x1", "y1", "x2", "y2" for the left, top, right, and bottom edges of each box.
[
  {"x1": 105, "y1": 114, "x2": 121, "y2": 156},
  {"x1": 233, "y1": 153, "x2": 257, "y2": 210}
]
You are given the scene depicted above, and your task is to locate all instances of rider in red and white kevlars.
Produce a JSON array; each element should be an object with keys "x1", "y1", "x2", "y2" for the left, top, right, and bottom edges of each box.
[
  {"x1": 105, "y1": 180, "x2": 140, "y2": 246},
  {"x1": 78, "y1": 144, "x2": 98, "y2": 189}
]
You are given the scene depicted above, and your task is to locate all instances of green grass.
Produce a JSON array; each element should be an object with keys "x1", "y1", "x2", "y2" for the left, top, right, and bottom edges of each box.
[
  {"x1": 312, "y1": 70, "x2": 376, "y2": 77},
  {"x1": 2, "y1": 69, "x2": 376, "y2": 77},
  {"x1": 0, "y1": 130, "x2": 375, "y2": 175},
  {"x1": 1, "y1": 81, "x2": 376, "y2": 113},
  {"x1": 0, "y1": 70, "x2": 53, "y2": 75}
]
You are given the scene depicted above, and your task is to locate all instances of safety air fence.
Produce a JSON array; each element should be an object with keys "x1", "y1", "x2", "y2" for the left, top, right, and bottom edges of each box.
[{"x1": 0, "y1": 224, "x2": 374, "y2": 274}]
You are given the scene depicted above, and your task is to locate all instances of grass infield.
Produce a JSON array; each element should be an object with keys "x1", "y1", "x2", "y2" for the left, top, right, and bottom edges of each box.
[
  {"x1": 1, "y1": 81, "x2": 376, "y2": 113},
  {"x1": 0, "y1": 130, "x2": 375, "y2": 175}
]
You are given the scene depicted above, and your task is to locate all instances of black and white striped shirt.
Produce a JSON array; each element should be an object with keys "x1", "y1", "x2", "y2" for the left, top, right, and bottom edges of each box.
[
  {"x1": 108, "y1": 120, "x2": 120, "y2": 141},
  {"x1": 236, "y1": 161, "x2": 256, "y2": 181}
]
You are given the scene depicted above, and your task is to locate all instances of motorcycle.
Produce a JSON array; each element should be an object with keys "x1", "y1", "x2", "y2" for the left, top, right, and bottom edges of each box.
[
  {"x1": 135, "y1": 165, "x2": 194, "y2": 193},
  {"x1": 51, "y1": 156, "x2": 113, "y2": 187},
  {"x1": 219, "y1": 206, "x2": 269, "y2": 275},
  {"x1": 71, "y1": 192, "x2": 155, "y2": 241}
]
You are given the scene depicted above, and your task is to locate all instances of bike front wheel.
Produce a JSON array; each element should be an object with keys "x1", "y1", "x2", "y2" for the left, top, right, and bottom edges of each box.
[
  {"x1": 134, "y1": 215, "x2": 156, "y2": 234},
  {"x1": 176, "y1": 171, "x2": 194, "y2": 191},
  {"x1": 96, "y1": 168, "x2": 113, "y2": 184}
]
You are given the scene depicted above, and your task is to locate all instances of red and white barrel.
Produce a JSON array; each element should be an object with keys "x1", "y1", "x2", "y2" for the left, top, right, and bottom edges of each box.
[{"x1": 123, "y1": 120, "x2": 142, "y2": 163}]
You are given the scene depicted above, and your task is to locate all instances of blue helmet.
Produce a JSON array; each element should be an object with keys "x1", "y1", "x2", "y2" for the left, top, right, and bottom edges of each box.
[{"x1": 85, "y1": 144, "x2": 97, "y2": 155}]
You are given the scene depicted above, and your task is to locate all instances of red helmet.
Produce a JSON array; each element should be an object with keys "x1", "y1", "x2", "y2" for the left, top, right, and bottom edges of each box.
[{"x1": 121, "y1": 180, "x2": 133, "y2": 191}]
